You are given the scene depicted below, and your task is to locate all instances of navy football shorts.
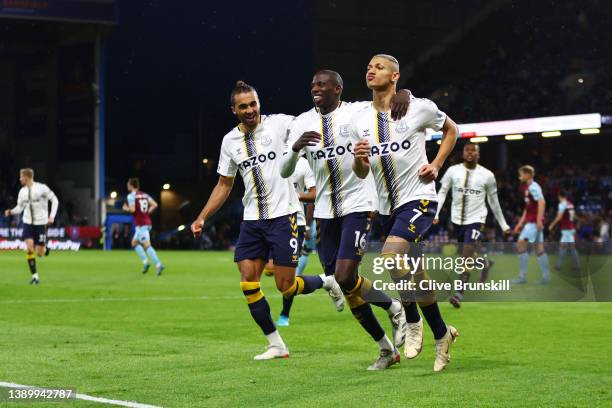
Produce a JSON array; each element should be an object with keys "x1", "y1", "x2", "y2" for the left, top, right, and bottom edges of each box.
[
  {"x1": 316, "y1": 211, "x2": 373, "y2": 275},
  {"x1": 22, "y1": 224, "x2": 47, "y2": 246},
  {"x1": 453, "y1": 222, "x2": 485, "y2": 243},
  {"x1": 234, "y1": 213, "x2": 300, "y2": 267},
  {"x1": 384, "y1": 199, "x2": 438, "y2": 242}
]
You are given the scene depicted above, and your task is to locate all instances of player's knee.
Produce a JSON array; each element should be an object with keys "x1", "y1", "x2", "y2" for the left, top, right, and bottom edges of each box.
[{"x1": 334, "y1": 270, "x2": 355, "y2": 292}]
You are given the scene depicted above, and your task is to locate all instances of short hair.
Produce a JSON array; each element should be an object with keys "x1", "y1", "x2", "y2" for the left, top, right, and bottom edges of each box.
[
  {"x1": 519, "y1": 165, "x2": 535, "y2": 177},
  {"x1": 20, "y1": 168, "x2": 34, "y2": 179},
  {"x1": 464, "y1": 142, "x2": 480, "y2": 151},
  {"x1": 230, "y1": 80, "x2": 257, "y2": 105},
  {"x1": 373, "y1": 54, "x2": 400, "y2": 71},
  {"x1": 315, "y1": 70, "x2": 344, "y2": 87},
  {"x1": 558, "y1": 190, "x2": 567, "y2": 198},
  {"x1": 128, "y1": 177, "x2": 140, "y2": 189}
]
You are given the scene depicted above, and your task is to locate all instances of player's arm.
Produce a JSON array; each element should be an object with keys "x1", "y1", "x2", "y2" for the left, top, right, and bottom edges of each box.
[
  {"x1": 513, "y1": 209, "x2": 527, "y2": 235},
  {"x1": 123, "y1": 195, "x2": 136, "y2": 213},
  {"x1": 191, "y1": 175, "x2": 235, "y2": 237},
  {"x1": 4, "y1": 191, "x2": 26, "y2": 217},
  {"x1": 433, "y1": 170, "x2": 452, "y2": 225},
  {"x1": 419, "y1": 116, "x2": 458, "y2": 182},
  {"x1": 485, "y1": 176, "x2": 511, "y2": 233},
  {"x1": 47, "y1": 186, "x2": 59, "y2": 224},
  {"x1": 148, "y1": 197, "x2": 159, "y2": 214},
  {"x1": 548, "y1": 211, "x2": 563, "y2": 231},
  {"x1": 536, "y1": 198, "x2": 546, "y2": 231},
  {"x1": 299, "y1": 186, "x2": 316, "y2": 203},
  {"x1": 281, "y1": 133, "x2": 321, "y2": 178}
]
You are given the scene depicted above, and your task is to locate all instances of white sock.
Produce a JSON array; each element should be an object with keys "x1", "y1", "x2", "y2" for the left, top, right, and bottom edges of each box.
[
  {"x1": 387, "y1": 299, "x2": 401, "y2": 316},
  {"x1": 32, "y1": 273, "x2": 39, "y2": 280},
  {"x1": 376, "y1": 334, "x2": 394, "y2": 351},
  {"x1": 265, "y1": 330, "x2": 286, "y2": 349}
]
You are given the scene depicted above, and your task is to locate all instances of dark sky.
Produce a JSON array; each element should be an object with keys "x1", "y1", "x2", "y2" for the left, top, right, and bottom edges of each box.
[{"x1": 105, "y1": 0, "x2": 314, "y2": 180}]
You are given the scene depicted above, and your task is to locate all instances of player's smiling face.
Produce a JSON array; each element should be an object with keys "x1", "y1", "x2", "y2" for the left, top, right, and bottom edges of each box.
[
  {"x1": 232, "y1": 91, "x2": 260, "y2": 128},
  {"x1": 366, "y1": 57, "x2": 399, "y2": 90},
  {"x1": 311, "y1": 73, "x2": 341, "y2": 111}
]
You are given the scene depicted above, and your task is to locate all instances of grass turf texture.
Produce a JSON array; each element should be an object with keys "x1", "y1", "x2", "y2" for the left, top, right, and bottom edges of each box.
[{"x1": 0, "y1": 250, "x2": 610, "y2": 407}]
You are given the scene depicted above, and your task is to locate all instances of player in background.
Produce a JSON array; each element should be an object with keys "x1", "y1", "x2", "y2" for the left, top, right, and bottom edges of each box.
[
  {"x1": 263, "y1": 157, "x2": 319, "y2": 327},
  {"x1": 352, "y1": 54, "x2": 459, "y2": 372},
  {"x1": 512, "y1": 165, "x2": 551, "y2": 284},
  {"x1": 433, "y1": 142, "x2": 511, "y2": 308},
  {"x1": 191, "y1": 81, "x2": 342, "y2": 361},
  {"x1": 282, "y1": 70, "x2": 410, "y2": 370},
  {"x1": 548, "y1": 191, "x2": 580, "y2": 272},
  {"x1": 122, "y1": 178, "x2": 165, "y2": 276},
  {"x1": 4, "y1": 168, "x2": 58, "y2": 284}
]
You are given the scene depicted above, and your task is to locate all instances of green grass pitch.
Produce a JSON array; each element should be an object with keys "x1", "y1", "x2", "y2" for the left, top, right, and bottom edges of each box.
[{"x1": 0, "y1": 250, "x2": 611, "y2": 407}]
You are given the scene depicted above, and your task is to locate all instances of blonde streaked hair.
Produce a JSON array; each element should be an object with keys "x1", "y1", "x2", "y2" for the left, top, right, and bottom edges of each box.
[
  {"x1": 519, "y1": 165, "x2": 535, "y2": 177},
  {"x1": 373, "y1": 54, "x2": 400, "y2": 71},
  {"x1": 20, "y1": 168, "x2": 34, "y2": 179}
]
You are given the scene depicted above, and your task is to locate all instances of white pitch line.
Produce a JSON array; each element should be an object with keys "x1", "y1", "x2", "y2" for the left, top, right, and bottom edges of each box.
[{"x1": 0, "y1": 381, "x2": 163, "y2": 408}]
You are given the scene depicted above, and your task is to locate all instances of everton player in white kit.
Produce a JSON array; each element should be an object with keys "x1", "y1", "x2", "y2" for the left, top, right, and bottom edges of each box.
[
  {"x1": 190, "y1": 81, "x2": 341, "y2": 360},
  {"x1": 433, "y1": 142, "x2": 511, "y2": 307},
  {"x1": 352, "y1": 54, "x2": 459, "y2": 371},
  {"x1": 4, "y1": 168, "x2": 58, "y2": 284},
  {"x1": 282, "y1": 70, "x2": 410, "y2": 370}
]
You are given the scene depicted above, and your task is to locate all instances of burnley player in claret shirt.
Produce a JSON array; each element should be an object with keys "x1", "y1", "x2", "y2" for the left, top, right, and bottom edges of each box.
[{"x1": 123, "y1": 178, "x2": 165, "y2": 275}]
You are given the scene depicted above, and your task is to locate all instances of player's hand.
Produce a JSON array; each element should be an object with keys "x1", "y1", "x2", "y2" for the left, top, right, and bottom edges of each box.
[
  {"x1": 503, "y1": 228, "x2": 512, "y2": 237},
  {"x1": 536, "y1": 221, "x2": 544, "y2": 231},
  {"x1": 3, "y1": 209, "x2": 10, "y2": 217},
  {"x1": 353, "y1": 139, "x2": 371, "y2": 160},
  {"x1": 512, "y1": 225, "x2": 522, "y2": 235},
  {"x1": 121, "y1": 203, "x2": 129, "y2": 211},
  {"x1": 292, "y1": 131, "x2": 321, "y2": 152},
  {"x1": 432, "y1": 218, "x2": 439, "y2": 225},
  {"x1": 390, "y1": 89, "x2": 412, "y2": 121},
  {"x1": 418, "y1": 164, "x2": 439, "y2": 183},
  {"x1": 48, "y1": 217, "x2": 54, "y2": 225},
  {"x1": 191, "y1": 218, "x2": 205, "y2": 238}
]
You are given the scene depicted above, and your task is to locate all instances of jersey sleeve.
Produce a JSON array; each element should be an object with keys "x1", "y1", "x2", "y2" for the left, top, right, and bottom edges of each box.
[
  {"x1": 274, "y1": 114, "x2": 296, "y2": 145},
  {"x1": 434, "y1": 168, "x2": 453, "y2": 218},
  {"x1": 557, "y1": 201, "x2": 567, "y2": 214},
  {"x1": 217, "y1": 138, "x2": 238, "y2": 177},
  {"x1": 10, "y1": 189, "x2": 27, "y2": 215},
  {"x1": 419, "y1": 99, "x2": 447, "y2": 131},
  {"x1": 529, "y1": 183, "x2": 544, "y2": 200},
  {"x1": 45, "y1": 185, "x2": 59, "y2": 219},
  {"x1": 485, "y1": 173, "x2": 510, "y2": 231},
  {"x1": 127, "y1": 192, "x2": 136, "y2": 206}
]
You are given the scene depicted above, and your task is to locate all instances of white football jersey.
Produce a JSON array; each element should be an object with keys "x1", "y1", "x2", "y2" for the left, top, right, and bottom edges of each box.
[
  {"x1": 435, "y1": 163, "x2": 510, "y2": 230},
  {"x1": 291, "y1": 157, "x2": 316, "y2": 226},
  {"x1": 217, "y1": 114, "x2": 301, "y2": 221},
  {"x1": 349, "y1": 98, "x2": 446, "y2": 215},
  {"x1": 288, "y1": 102, "x2": 378, "y2": 219},
  {"x1": 10, "y1": 182, "x2": 59, "y2": 225}
]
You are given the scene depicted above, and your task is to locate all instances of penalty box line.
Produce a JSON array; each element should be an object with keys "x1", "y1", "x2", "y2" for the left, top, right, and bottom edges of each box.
[{"x1": 0, "y1": 381, "x2": 162, "y2": 408}]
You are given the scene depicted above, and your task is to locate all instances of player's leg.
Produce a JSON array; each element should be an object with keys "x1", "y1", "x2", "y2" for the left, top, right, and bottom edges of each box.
[
  {"x1": 132, "y1": 227, "x2": 150, "y2": 273},
  {"x1": 21, "y1": 225, "x2": 39, "y2": 284},
  {"x1": 235, "y1": 221, "x2": 288, "y2": 360},
  {"x1": 277, "y1": 226, "x2": 307, "y2": 326},
  {"x1": 339, "y1": 212, "x2": 405, "y2": 347},
  {"x1": 335, "y1": 212, "x2": 401, "y2": 370},
  {"x1": 315, "y1": 218, "x2": 346, "y2": 311},
  {"x1": 25, "y1": 236, "x2": 39, "y2": 284},
  {"x1": 141, "y1": 226, "x2": 164, "y2": 275},
  {"x1": 262, "y1": 259, "x2": 275, "y2": 276},
  {"x1": 272, "y1": 216, "x2": 337, "y2": 301},
  {"x1": 384, "y1": 200, "x2": 458, "y2": 371},
  {"x1": 450, "y1": 224, "x2": 483, "y2": 308},
  {"x1": 535, "y1": 235, "x2": 550, "y2": 284},
  {"x1": 296, "y1": 221, "x2": 316, "y2": 276},
  {"x1": 513, "y1": 225, "x2": 532, "y2": 284}
]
